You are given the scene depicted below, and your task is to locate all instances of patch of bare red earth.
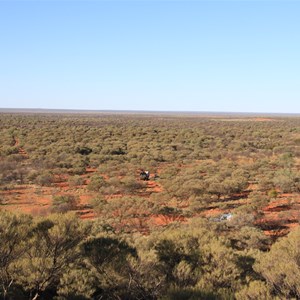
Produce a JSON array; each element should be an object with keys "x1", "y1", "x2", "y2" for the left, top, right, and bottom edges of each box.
[
  {"x1": 1, "y1": 185, "x2": 52, "y2": 216},
  {"x1": 13, "y1": 138, "x2": 29, "y2": 158},
  {"x1": 18, "y1": 148, "x2": 29, "y2": 158},
  {"x1": 66, "y1": 168, "x2": 97, "y2": 220},
  {"x1": 144, "y1": 180, "x2": 190, "y2": 226},
  {"x1": 0, "y1": 171, "x2": 96, "y2": 219},
  {"x1": 151, "y1": 214, "x2": 187, "y2": 226},
  {"x1": 77, "y1": 196, "x2": 96, "y2": 220},
  {"x1": 257, "y1": 194, "x2": 300, "y2": 237},
  {"x1": 146, "y1": 180, "x2": 163, "y2": 193},
  {"x1": 202, "y1": 208, "x2": 224, "y2": 218},
  {"x1": 253, "y1": 117, "x2": 277, "y2": 122}
]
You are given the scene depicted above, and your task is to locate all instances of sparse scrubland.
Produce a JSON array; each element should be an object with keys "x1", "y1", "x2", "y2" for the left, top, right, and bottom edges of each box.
[{"x1": 1, "y1": 112, "x2": 300, "y2": 299}]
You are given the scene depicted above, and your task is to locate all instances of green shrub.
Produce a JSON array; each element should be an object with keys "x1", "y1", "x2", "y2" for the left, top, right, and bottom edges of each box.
[
  {"x1": 52, "y1": 194, "x2": 79, "y2": 213},
  {"x1": 87, "y1": 175, "x2": 106, "y2": 192},
  {"x1": 35, "y1": 172, "x2": 53, "y2": 186},
  {"x1": 68, "y1": 175, "x2": 85, "y2": 187}
]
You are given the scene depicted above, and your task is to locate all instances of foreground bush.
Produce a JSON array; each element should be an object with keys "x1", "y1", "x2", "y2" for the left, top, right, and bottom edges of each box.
[{"x1": 2, "y1": 210, "x2": 300, "y2": 299}]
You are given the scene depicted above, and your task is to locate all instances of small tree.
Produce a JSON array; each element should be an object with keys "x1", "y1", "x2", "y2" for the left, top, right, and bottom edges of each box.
[
  {"x1": 52, "y1": 194, "x2": 79, "y2": 213},
  {"x1": 68, "y1": 175, "x2": 84, "y2": 187},
  {"x1": 87, "y1": 175, "x2": 106, "y2": 192},
  {"x1": 254, "y1": 226, "x2": 300, "y2": 298},
  {"x1": 0, "y1": 211, "x2": 32, "y2": 300},
  {"x1": 35, "y1": 172, "x2": 53, "y2": 187},
  {"x1": 15, "y1": 213, "x2": 89, "y2": 300},
  {"x1": 268, "y1": 189, "x2": 278, "y2": 200},
  {"x1": 81, "y1": 236, "x2": 137, "y2": 299}
]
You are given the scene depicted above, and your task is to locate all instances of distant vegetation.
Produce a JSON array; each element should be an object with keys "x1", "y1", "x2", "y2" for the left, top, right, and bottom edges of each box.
[{"x1": 1, "y1": 112, "x2": 300, "y2": 299}]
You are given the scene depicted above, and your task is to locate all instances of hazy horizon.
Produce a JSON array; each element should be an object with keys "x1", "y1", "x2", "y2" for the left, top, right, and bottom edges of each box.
[{"x1": 1, "y1": 107, "x2": 300, "y2": 117}]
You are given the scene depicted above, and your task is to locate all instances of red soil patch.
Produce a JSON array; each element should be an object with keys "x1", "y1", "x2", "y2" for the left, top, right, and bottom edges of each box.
[
  {"x1": 257, "y1": 194, "x2": 300, "y2": 237},
  {"x1": 54, "y1": 174, "x2": 69, "y2": 183},
  {"x1": 86, "y1": 167, "x2": 97, "y2": 173},
  {"x1": 18, "y1": 148, "x2": 28, "y2": 157},
  {"x1": 146, "y1": 180, "x2": 163, "y2": 193},
  {"x1": 54, "y1": 182, "x2": 69, "y2": 189},
  {"x1": 78, "y1": 209, "x2": 96, "y2": 220},
  {"x1": 150, "y1": 214, "x2": 186, "y2": 226},
  {"x1": 79, "y1": 194, "x2": 93, "y2": 205},
  {"x1": 253, "y1": 118, "x2": 277, "y2": 122},
  {"x1": 0, "y1": 183, "x2": 98, "y2": 220},
  {"x1": 1, "y1": 185, "x2": 52, "y2": 215},
  {"x1": 202, "y1": 208, "x2": 224, "y2": 217}
]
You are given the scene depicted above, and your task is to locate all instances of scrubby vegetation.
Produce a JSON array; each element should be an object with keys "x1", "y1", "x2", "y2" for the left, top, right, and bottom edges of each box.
[
  {"x1": 1, "y1": 210, "x2": 300, "y2": 299},
  {"x1": 1, "y1": 112, "x2": 300, "y2": 299}
]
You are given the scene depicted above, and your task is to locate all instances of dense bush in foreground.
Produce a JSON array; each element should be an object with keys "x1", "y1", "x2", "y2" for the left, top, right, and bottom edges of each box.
[{"x1": 0, "y1": 210, "x2": 300, "y2": 300}]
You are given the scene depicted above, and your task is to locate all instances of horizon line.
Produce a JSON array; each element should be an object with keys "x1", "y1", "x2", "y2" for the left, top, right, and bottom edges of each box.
[{"x1": 0, "y1": 107, "x2": 300, "y2": 116}]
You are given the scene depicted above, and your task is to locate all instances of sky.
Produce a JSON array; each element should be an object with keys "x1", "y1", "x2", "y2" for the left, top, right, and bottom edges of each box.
[{"x1": 0, "y1": 0, "x2": 299, "y2": 113}]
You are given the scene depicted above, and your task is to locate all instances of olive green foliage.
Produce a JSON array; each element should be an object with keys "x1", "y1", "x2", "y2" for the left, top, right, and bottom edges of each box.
[
  {"x1": 52, "y1": 194, "x2": 79, "y2": 212},
  {"x1": 1, "y1": 114, "x2": 299, "y2": 201},
  {"x1": 1, "y1": 209, "x2": 300, "y2": 299},
  {"x1": 87, "y1": 175, "x2": 107, "y2": 192},
  {"x1": 68, "y1": 175, "x2": 85, "y2": 187},
  {"x1": 0, "y1": 211, "x2": 32, "y2": 299},
  {"x1": 1, "y1": 113, "x2": 300, "y2": 299},
  {"x1": 35, "y1": 171, "x2": 54, "y2": 186},
  {"x1": 254, "y1": 227, "x2": 300, "y2": 298},
  {"x1": 92, "y1": 196, "x2": 155, "y2": 233},
  {"x1": 230, "y1": 226, "x2": 271, "y2": 251},
  {"x1": 236, "y1": 280, "x2": 272, "y2": 300},
  {"x1": 15, "y1": 214, "x2": 88, "y2": 300}
]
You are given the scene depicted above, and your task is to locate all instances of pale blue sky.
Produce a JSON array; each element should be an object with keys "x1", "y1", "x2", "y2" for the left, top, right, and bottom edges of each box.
[{"x1": 0, "y1": 0, "x2": 299, "y2": 113}]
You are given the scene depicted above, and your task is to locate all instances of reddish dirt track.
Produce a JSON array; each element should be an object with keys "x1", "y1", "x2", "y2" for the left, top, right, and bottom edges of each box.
[{"x1": 13, "y1": 137, "x2": 29, "y2": 158}]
